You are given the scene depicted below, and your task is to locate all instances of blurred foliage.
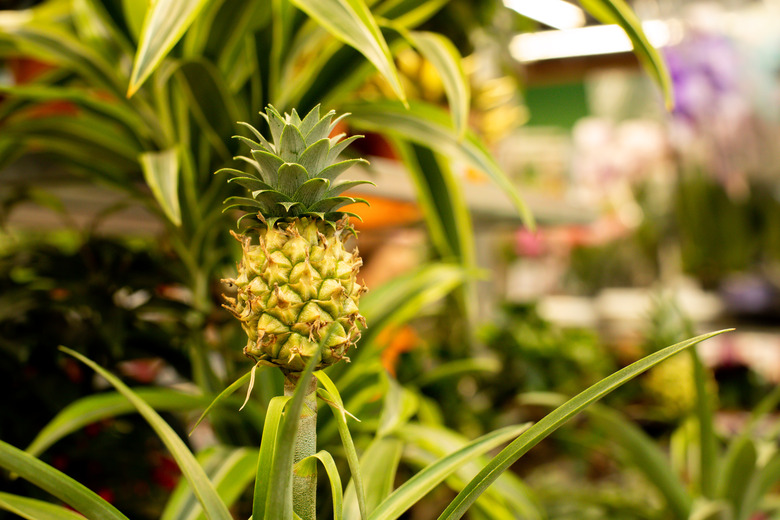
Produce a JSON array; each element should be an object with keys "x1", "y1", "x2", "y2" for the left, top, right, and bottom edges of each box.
[
  {"x1": 480, "y1": 303, "x2": 612, "y2": 400},
  {"x1": 0, "y1": 232, "x2": 196, "y2": 518}
]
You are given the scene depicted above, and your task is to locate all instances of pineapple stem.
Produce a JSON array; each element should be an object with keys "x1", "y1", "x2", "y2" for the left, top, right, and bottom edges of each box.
[{"x1": 284, "y1": 372, "x2": 318, "y2": 520}]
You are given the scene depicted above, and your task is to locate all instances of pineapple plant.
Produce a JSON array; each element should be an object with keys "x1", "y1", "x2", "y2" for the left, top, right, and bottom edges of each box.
[
  {"x1": 219, "y1": 105, "x2": 370, "y2": 374},
  {"x1": 218, "y1": 105, "x2": 371, "y2": 519}
]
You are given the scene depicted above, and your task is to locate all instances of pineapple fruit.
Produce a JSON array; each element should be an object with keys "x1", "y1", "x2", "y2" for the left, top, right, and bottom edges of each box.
[{"x1": 219, "y1": 105, "x2": 369, "y2": 372}]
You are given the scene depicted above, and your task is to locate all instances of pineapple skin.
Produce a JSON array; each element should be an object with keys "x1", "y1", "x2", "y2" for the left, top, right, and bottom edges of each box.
[{"x1": 224, "y1": 216, "x2": 365, "y2": 372}]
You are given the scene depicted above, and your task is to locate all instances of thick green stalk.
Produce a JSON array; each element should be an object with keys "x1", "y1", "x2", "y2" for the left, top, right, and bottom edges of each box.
[{"x1": 284, "y1": 373, "x2": 318, "y2": 520}]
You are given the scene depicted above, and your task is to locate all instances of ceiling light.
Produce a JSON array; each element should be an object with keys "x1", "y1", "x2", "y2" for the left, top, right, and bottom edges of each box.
[{"x1": 510, "y1": 20, "x2": 683, "y2": 62}]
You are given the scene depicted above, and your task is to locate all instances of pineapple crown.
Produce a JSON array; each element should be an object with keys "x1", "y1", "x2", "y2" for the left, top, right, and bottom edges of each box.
[{"x1": 218, "y1": 105, "x2": 372, "y2": 227}]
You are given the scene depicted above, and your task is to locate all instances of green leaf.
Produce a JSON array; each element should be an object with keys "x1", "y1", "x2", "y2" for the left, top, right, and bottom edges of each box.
[
  {"x1": 521, "y1": 393, "x2": 691, "y2": 520},
  {"x1": 140, "y1": 148, "x2": 182, "y2": 226},
  {"x1": 1, "y1": 25, "x2": 125, "y2": 96},
  {"x1": 265, "y1": 353, "x2": 321, "y2": 520},
  {"x1": 238, "y1": 121, "x2": 275, "y2": 152},
  {"x1": 26, "y1": 389, "x2": 210, "y2": 459},
  {"x1": 0, "y1": 440, "x2": 129, "y2": 520},
  {"x1": 175, "y1": 60, "x2": 241, "y2": 160},
  {"x1": 578, "y1": 0, "x2": 674, "y2": 110},
  {"x1": 278, "y1": 162, "x2": 310, "y2": 198},
  {"x1": 227, "y1": 176, "x2": 275, "y2": 193},
  {"x1": 397, "y1": 424, "x2": 543, "y2": 520},
  {"x1": 0, "y1": 491, "x2": 96, "y2": 520},
  {"x1": 344, "y1": 437, "x2": 404, "y2": 520},
  {"x1": 393, "y1": 140, "x2": 475, "y2": 268},
  {"x1": 72, "y1": 0, "x2": 133, "y2": 60},
  {"x1": 739, "y1": 450, "x2": 780, "y2": 520},
  {"x1": 369, "y1": 424, "x2": 530, "y2": 520},
  {"x1": 253, "y1": 396, "x2": 292, "y2": 520},
  {"x1": 319, "y1": 158, "x2": 368, "y2": 184},
  {"x1": 296, "y1": 451, "x2": 344, "y2": 520},
  {"x1": 437, "y1": 329, "x2": 733, "y2": 520},
  {"x1": 690, "y1": 348, "x2": 718, "y2": 499},
  {"x1": 299, "y1": 138, "x2": 331, "y2": 176},
  {"x1": 291, "y1": 0, "x2": 406, "y2": 104},
  {"x1": 294, "y1": 178, "x2": 331, "y2": 207},
  {"x1": 279, "y1": 124, "x2": 308, "y2": 163},
  {"x1": 325, "y1": 180, "x2": 375, "y2": 198},
  {"x1": 59, "y1": 347, "x2": 233, "y2": 520},
  {"x1": 250, "y1": 150, "x2": 284, "y2": 185},
  {"x1": 0, "y1": 84, "x2": 150, "y2": 140},
  {"x1": 122, "y1": 0, "x2": 149, "y2": 41},
  {"x1": 128, "y1": 0, "x2": 213, "y2": 96},
  {"x1": 327, "y1": 135, "x2": 362, "y2": 164},
  {"x1": 346, "y1": 100, "x2": 535, "y2": 230},
  {"x1": 309, "y1": 196, "x2": 367, "y2": 214},
  {"x1": 406, "y1": 31, "x2": 469, "y2": 137},
  {"x1": 189, "y1": 367, "x2": 261, "y2": 436},
  {"x1": 374, "y1": 0, "x2": 449, "y2": 28},
  {"x1": 717, "y1": 436, "x2": 756, "y2": 520},
  {"x1": 316, "y1": 372, "x2": 368, "y2": 520},
  {"x1": 377, "y1": 376, "x2": 418, "y2": 438},
  {"x1": 358, "y1": 263, "x2": 467, "y2": 354},
  {"x1": 162, "y1": 446, "x2": 257, "y2": 520},
  {"x1": 689, "y1": 500, "x2": 732, "y2": 520},
  {"x1": 6, "y1": 114, "x2": 142, "y2": 163}
]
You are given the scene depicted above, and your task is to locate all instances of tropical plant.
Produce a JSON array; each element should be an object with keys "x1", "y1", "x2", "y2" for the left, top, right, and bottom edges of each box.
[
  {"x1": 521, "y1": 299, "x2": 780, "y2": 520},
  {"x1": 0, "y1": 0, "x2": 706, "y2": 517}
]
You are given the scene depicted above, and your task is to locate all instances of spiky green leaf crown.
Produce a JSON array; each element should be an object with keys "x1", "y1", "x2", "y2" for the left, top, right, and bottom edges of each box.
[{"x1": 219, "y1": 105, "x2": 372, "y2": 226}]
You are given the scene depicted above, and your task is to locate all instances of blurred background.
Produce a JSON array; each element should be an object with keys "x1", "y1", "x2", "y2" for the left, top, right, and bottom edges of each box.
[{"x1": 2, "y1": 0, "x2": 780, "y2": 518}]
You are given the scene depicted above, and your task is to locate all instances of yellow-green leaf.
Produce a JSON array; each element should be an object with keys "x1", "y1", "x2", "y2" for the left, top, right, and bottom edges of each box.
[
  {"x1": 128, "y1": 0, "x2": 212, "y2": 96},
  {"x1": 291, "y1": 0, "x2": 407, "y2": 104},
  {"x1": 578, "y1": 0, "x2": 674, "y2": 110},
  {"x1": 140, "y1": 148, "x2": 181, "y2": 226}
]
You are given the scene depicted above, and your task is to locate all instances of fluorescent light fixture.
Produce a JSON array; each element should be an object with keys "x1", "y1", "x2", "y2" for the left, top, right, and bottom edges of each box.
[
  {"x1": 504, "y1": 0, "x2": 586, "y2": 30},
  {"x1": 510, "y1": 20, "x2": 683, "y2": 62}
]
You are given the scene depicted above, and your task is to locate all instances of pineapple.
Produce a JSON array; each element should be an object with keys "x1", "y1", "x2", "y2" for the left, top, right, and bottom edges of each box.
[{"x1": 219, "y1": 105, "x2": 370, "y2": 372}]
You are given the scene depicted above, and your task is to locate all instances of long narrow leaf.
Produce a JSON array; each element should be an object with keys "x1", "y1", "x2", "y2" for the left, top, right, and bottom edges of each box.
[
  {"x1": 0, "y1": 440, "x2": 129, "y2": 520},
  {"x1": 739, "y1": 450, "x2": 780, "y2": 520},
  {"x1": 717, "y1": 436, "x2": 756, "y2": 520},
  {"x1": 437, "y1": 329, "x2": 732, "y2": 520},
  {"x1": 161, "y1": 446, "x2": 258, "y2": 520},
  {"x1": 265, "y1": 352, "x2": 321, "y2": 520},
  {"x1": 346, "y1": 100, "x2": 534, "y2": 229},
  {"x1": 291, "y1": 0, "x2": 406, "y2": 104},
  {"x1": 190, "y1": 366, "x2": 260, "y2": 435},
  {"x1": 0, "y1": 491, "x2": 93, "y2": 520},
  {"x1": 190, "y1": 448, "x2": 258, "y2": 520},
  {"x1": 369, "y1": 424, "x2": 530, "y2": 520},
  {"x1": 2, "y1": 26, "x2": 125, "y2": 96},
  {"x1": 128, "y1": 0, "x2": 212, "y2": 96},
  {"x1": 60, "y1": 347, "x2": 233, "y2": 520},
  {"x1": 253, "y1": 396, "x2": 292, "y2": 520},
  {"x1": 175, "y1": 60, "x2": 240, "y2": 160},
  {"x1": 0, "y1": 85, "x2": 149, "y2": 140},
  {"x1": 26, "y1": 389, "x2": 210, "y2": 458},
  {"x1": 316, "y1": 372, "x2": 368, "y2": 520},
  {"x1": 521, "y1": 393, "x2": 692, "y2": 520},
  {"x1": 406, "y1": 30, "x2": 469, "y2": 137},
  {"x1": 358, "y1": 263, "x2": 467, "y2": 352},
  {"x1": 344, "y1": 437, "x2": 404, "y2": 520},
  {"x1": 122, "y1": 0, "x2": 148, "y2": 41},
  {"x1": 578, "y1": 0, "x2": 674, "y2": 109},
  {"x1": 689, "y1": 347, "x2": 718, "y2": 499},
  {"x1": 393, "y1": 140, "x2": 474, "y2": 265},
  {"x1": 140, "y1": 148, "x2": 182, "y2": 226},
  {"x1": 296, "y1": 451, "x2": 344, "y2": 520}
]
